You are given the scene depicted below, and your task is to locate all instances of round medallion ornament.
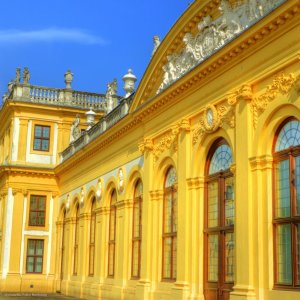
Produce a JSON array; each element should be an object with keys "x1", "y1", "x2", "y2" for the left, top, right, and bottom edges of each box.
[{"x1": 204, "y1": 104, "x2": 218, "y2": 131}]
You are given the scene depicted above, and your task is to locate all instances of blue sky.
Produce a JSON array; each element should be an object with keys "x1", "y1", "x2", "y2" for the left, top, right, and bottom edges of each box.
[{"x1": 0, "y1": 1, "x2": 190, "y2": 98}]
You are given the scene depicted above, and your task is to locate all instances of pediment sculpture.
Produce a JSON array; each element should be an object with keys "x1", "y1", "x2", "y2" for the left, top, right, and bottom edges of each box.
[{"x1": 157, "y1": 0, "x2": 285, "y2": 94}]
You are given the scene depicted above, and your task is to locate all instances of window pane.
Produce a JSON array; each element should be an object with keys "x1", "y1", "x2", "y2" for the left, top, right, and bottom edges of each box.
[
  {"x1": 276, "y1": 224, "x2": 292, "y2": 284},
  {"x1": 42, "y1": 140, "x2": 49, "y2": 151},
  {"x1": 38, "y1": 198, "x2": 45, "y2": 210},
  {"x1": 132, "y1": 241, "x2": 139, "y2": 277},
  {"x1": 164, "y1": 191, "x2": 172, "y2": 233},
  {"x1": 89, "y1": 245, "x2": 94, "y2": 274},
  {"x1": 37, "y1": 212, "x2": 45, "y2": 225},
  {"x1": 30, "y1": 197, "x2": 37, "y2": 209},
  {"x1": 33, "y1": 138, "x2": 41, "y2": 150},
  {"x1": 208, "y1": 181, "x2": 218, "y2": 228},
  {"x1": 163, "y1": 237, "x2": 172, "y2": 278},
  {"x1": 36, "y1": 240, "x2": 43, "y2": 255},
  {"x1": 172, "y1": 190, "x2": 178, "y2": 233},
  {"x1": 208, "y1": 234, "x2": 218, "y2": 282},
  {"x1": 275, "y1": 160, "x2": 290, "y2": 218},
  {"x1": 134, "y1": 181, "x2": 143, "y2": 198},
  {"x1": 43, "y1": 127, "x2": 50, "y2": 138},
  {"x1": 275, "y1": 120, "x2": 300, "y2": 151},
  {"x1": 172, "y1": 237, "x2": 177, "y2": 279},
  {"x1": 35, "y1": 257, "x2": 43, "y2": 273},
  {"x1": 209, "y1": 144, "x2": 232, "y2": 175},
  {"x1": 133, "y1": 202, "x2": 140, "y2": 238},
  {"x1": 225, "y1": 232, "x2": 234, "y2": 282},
  {"x1": 35, "y1": 126, "x2": 42, "y2": 137},
  {"x1": 108, "y1": 244, "x2": 114, "y2": 276},
  {"x1": 109, "y1": 209, "x2": 115, "y2": 240},
  {"x1": 296, "y1": 157, "x2": 300, "y2": 216},
  {"x1": 225, "y1": 177, "x2": 234, "y2": 225},
  {"x1": 165, "y1": 167, "x2": 177, "y2": 188},
  {"x1": 26, "y1": 257, "x2": 34, "y2": 272},
  {"x1": 27, "y1": 240, "x2": 35, "y2": 255}
]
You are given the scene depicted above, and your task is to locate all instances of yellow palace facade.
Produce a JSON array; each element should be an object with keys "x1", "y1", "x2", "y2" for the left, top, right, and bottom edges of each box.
[{"x1": 1, "y1": 0, "x2": 300, "y2": 299}]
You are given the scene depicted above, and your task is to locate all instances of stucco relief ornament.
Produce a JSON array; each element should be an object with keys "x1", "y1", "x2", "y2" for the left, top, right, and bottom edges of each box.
[
  {"x1": 80, "y1": 187, "x2": 85, "y2": 206},
  {"x1": 252, "y1": 72, "x2": 296, "y2": 128},
  {"x1": 118, "y1": 168, "x2": 124, "y2": 193},
  {"x1": 66, "y1": 194, "x2": 70, "y2": 211},
  {"x1": 70, "y1": 114, "x2": 81, "y2": 143},
  {"x1": 156, "y1": 0, "x2": 286, "y2": 94},
  {"x1": 204, "y1": 104, "x2": 219, "y2": 131},
  {"x1": 96, "y1": 179, "x2": 103, "y2": 200}
]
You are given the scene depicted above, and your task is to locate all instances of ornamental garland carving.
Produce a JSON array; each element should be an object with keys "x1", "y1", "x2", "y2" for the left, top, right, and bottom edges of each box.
[
  {"x1": 157, "y1": 0, "x2": 286, "y2": 94},
  {"x1": 139, "y1": 119, "x2": 190, "y2": 162},
  {"x1": 192, "y1": 100, "x2": 235, "y2": 145},
  {"x1": 252, "y1": 72, "x2": 296, "y2": 128}
]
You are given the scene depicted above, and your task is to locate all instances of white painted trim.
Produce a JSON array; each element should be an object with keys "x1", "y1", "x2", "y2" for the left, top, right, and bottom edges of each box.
[
  {"x1": 23, "y1": 230, "x2": 49, "y2": 236},
  {"x1": 52, "y1": 123, "x2": 58, "y2": 164},
  {"x1": 19, "y1": 195, "x2": 27, "y2": 275},
  {"x1": 25, "y1": 120, "x2": 32, "y2": 162},
  {"x1": 2, "y1": 188, "x2": 14, "y2": 279},
  {"x1": 46, "y1": 196, "x2": 54, "y2": 276},
  {"x1": 11, "y1": 117, "x2": 20, "y2": 162}
]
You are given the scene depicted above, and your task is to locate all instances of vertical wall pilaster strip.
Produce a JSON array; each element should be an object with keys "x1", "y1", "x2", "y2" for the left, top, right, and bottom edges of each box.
[
  {"x1": 25, "y1": 120, "x2": 32, "y2": 162},
  {"x1": 2, "y1": 188, "x2": 14, "y2": 278},
  {"x1": 47, "y1": 195, "x2": 54, "y2": 275},
  {"x1": 11, "y1": 117, "x2": 20, "y2": 162},
  {"x1": 19, "y1": 194, "x2": 27, "y2": 275}
]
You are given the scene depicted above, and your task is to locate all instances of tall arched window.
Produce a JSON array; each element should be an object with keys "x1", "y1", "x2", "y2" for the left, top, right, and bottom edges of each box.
[
  {"x1": 108, "y1": 190, "x2": 117, "y2": 277},
  {"x1": 162, "y1": 167, "x2": 177, "y2": 280},
  {"x1": 204, "y1": 140, "x2": 234, "y2": 300},
  {"x1": 132, "y1": 180, "x2": 143, "y2": 278},
  {"x1": 273, "y1": 119, "x2": 300, "y2": 287},
  {"x1": 89, "y1": 197, "x2": 96, "y2": 276},
  {"x1": 73, "y1": 203, "x2": 79, "y2": 275}
]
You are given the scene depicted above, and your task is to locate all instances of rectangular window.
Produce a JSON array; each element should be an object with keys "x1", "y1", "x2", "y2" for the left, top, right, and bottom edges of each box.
[
  {"x1": 29, "y1": 195, "x2": 46, "y2": 226},
  {"x1": 33, "y1": 125, "x2": 50, "y2": 151},
  {"x1": 26, "y1": 239, "x2": 44, "y2": 273}
]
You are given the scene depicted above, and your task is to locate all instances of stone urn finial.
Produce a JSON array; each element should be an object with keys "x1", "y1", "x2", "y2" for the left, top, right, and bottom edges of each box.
[
  {"x1": 86, "y1": 107, "x2": 96, "y2": 130},
  {"x1": 122, "y1": 69, "x2": 137, "y2": 98},
  {"x1": 64, "y1": 70, "x2": 73, "y2": 89}
]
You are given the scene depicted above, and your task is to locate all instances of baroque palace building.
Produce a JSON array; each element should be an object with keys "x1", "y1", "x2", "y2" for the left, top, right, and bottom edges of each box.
[{"x1": 1, "y1": 0, "x2": 300, "y2": 299}]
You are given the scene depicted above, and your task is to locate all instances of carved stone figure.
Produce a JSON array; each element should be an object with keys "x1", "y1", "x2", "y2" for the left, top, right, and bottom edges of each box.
[
  {"x1": 195, "y1": 16, "x2": 219, "y2": 59},
  {"x1": 106, "y1": 79, "x2": 117, "y2": 112},
  {"x1": 118, "y1": 168, "x2": 124, "y2": 192},
  {"x1": 151, "y1": 35, "x2": 161, "y2": 57},
  {"x1": 70, "y1": 114, "x2": 81, "y2": 143},
  {"x1": 216, "y1": 0, "x2": 242, "y2": 43},
  {"x1": 15, "y1": 68, "x2": 21, "y2": 83},
  {"x1": 23, "y1": 67, "x2": 30, "y2": 85}
]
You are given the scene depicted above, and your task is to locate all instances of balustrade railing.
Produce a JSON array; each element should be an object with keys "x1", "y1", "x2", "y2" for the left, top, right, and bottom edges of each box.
[{"x1": 60, "y1": 95, "x2": 133, "y2": 162}]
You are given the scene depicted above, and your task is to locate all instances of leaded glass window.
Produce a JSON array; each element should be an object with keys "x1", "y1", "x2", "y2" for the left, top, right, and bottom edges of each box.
[
  {"x1": 108, "y1": 190, "x2": 117, "y2": 277},
  {"x1": 89, "y1": 198, "x2": 96, "y2": 276},
  {"x1": 73, "y1": 204, "x2": 79, "y2": 275},
  {"x1": 273, "y1": 119, "x2": 300, "y2": 288},
  {"x1": 204, "y1": 140, "x2": 234, "y2": 299},
  {"x1": 162, "y1": 167, "x2": 177, "y2": 280},
  {"x1": 132, "y1": 180, "x2": 143, "y2": 278}
]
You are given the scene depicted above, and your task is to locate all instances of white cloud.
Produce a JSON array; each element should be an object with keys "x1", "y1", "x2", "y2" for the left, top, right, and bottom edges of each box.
[{"x1": 0, "y1": 28, "x2": 107, "y2": 45}]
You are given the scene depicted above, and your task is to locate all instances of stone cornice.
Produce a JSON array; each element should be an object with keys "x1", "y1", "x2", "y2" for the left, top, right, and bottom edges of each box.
[{"x1": 0, "y1": 165, "x2": 55, "y2": 177}]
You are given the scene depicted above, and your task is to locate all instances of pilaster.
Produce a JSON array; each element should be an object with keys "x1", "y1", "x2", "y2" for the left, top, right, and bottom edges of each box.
[{"x1": 230, "y1": 87, "x2": 256, "y2": 300}]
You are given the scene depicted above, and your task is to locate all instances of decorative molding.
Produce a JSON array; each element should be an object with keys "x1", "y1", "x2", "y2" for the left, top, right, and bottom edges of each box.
[
  {"x1": 149, "y1": 189, "x2": 164, "y2": 201},
  {"x1": 186, "y1": 177, "x2": 204, "y2": 190},
  {"x1": 138, "y1": 138, "x2": 154, "y2": 154},
  {"x1": 249, "y1": 155, "x2": 273, "y2": 170},
  {"x1": 192, "y1": 99, "x2": 235, "y2": 145},
  {"x1": 252, "y1": 72, "x2": 296, "y2": 128}
]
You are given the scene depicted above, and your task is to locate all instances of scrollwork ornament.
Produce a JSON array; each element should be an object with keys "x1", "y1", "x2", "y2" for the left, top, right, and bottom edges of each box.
[{"x1": 252, "y1": 72, "x2": 296, "y2": 128}]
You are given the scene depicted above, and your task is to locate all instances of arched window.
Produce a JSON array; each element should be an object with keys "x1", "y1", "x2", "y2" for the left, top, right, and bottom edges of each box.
[
  {"x1": 204, "y1": 140, "x2": 234, "y2": 300},
  {"x1": 108, "y1": 190, "x2": 117, "y2": 277},
  {"x1": 132, "y1": 180, "x2": 143, "y2": 278},
  {"x1": 273, "y1": 119, "x2": 300, "y2": 287},
  {"x1": 89, "y1": 197, "x2": 96, "y2": 276},
  {"x1": 73, "y1": 203, "x2": 79, "y2": 275},
  {"x1": 162, "y1": 167, "x2": 177, "y2": 280}
]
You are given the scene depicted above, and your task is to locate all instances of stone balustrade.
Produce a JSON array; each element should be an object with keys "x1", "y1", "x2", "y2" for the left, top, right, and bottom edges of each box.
[
  {"x1": 60, "y1": 95, "x2": 134, "y2": 162},
  {"x1": 3, "y1": 83, "x2": 122, "y2": 112}
]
